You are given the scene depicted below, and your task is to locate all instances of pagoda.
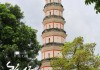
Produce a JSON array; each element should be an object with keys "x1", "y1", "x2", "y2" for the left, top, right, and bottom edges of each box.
[{"x1": 41, "y1": 0, "x2": 67, "y2": 70}]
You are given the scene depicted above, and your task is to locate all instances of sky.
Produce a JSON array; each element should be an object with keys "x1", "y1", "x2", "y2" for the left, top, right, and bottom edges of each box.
[{"x1": 1, "y1": 0, "x2": 100, "y2": 60}]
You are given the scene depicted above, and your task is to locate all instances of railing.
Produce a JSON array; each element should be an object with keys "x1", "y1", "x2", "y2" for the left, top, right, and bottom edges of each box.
[
  {"x1": 41, "y1": 58, "x2": 59, "y2": 62},
  {"x1": 43, "y1": 15, "x2": 65, "y2": 21},
  {"x1": 42, "y1": 28, "x2": 66, "y2": 34},
  {"x1": 44, "y1": 2, "x2": 63, "y2": 8},
  {"x1": 42, "y1": 42, "x2": 64, "y2": 47}
]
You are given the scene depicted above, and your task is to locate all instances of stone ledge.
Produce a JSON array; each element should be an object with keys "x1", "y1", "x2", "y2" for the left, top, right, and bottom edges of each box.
[
  {"x1": 43, "y1": 17, "x2": 65, "y2": 25},
  {"x1": 44, "y1": 4, "x2": 64, "y2": 12},
  {"x1": 41, "y1": 45, "x2": 62, "y2": 52},
  {"x1": 42, "y1": 28, "x2": 67, "y2": 38}
]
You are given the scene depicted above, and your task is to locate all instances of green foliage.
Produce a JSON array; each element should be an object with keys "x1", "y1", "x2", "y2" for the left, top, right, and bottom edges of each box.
[
  {"x1": 85, "y1": 0, "x2": 100, "y2": 13},
  {"x1": 0, "y1": 3, "x2": 41, "y2": 70},
  {"x1": 51, "y1": 37, "x2": 100, "y2": 70}
]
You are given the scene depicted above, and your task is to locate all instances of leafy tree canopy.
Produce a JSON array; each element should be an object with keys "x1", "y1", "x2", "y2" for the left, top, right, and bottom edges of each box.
[
  {"x1": 85, "y1": 0, "x2": 100, "y2": 13},
  {"x1": 51, "y1": 37, "x2": 100, "y2": 70},
  {"x1": 0, "y1": 3, "x2": 41, "y2": 70}
]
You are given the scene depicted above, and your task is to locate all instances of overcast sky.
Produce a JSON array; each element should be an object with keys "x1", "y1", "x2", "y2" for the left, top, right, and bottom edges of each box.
[{"x1": 1, "y1": 0, "x2": 100, "y2": 60}]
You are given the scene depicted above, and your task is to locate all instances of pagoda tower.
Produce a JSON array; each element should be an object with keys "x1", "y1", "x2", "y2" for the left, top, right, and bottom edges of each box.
[{"x1": 41, "y1": 0, "x2": 67, "y2": 70}]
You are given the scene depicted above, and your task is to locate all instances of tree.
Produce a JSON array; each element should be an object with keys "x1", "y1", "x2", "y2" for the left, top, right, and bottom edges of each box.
[
  {"x1": 51, "y1": 37, "x2": 100, "y2": 70},
  {"x1": 0, "y1": 3, "x2": 41, "y2": 70},
  {"x1": 85, "y1": 0, "x2": 100, "y2": 13}
]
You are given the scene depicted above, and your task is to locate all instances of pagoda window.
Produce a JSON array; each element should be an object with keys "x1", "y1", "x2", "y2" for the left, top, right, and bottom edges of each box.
[
  {"x1": 56, "y1": 24, "x2": 58, "y2": 28},
  {"x1": 48, "y1": 53, "x2": 50, "y2": 58},
  {"x1": 50, "y1": 0, "x2": 51, "y2": 3},
  {"x1": 46, "y1": 0, "x2": 48, "y2": 4},
  {"x1": 49, "y1": 11, "x2": 51, "y2": 15},
  {"x1": 58, "y1": 0, "x2": 60, "y2": 3},
  {"x1": 49, "y1": 38, "x2": 50, "y2": 43},
  {"x1": 49, "y1": 25, "x2": 51, "y2": 28}
]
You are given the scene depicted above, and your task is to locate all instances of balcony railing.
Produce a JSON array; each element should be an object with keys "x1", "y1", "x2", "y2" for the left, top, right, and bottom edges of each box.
[
  {"x1": 42, "y1": 42, "x2": 64, "y2": 47},
  {"x1": 42, "y1": 28, "x2": 66, "y2": 34},
  {"x1": 41, "y1": 58, "x2": 59, "y2": 62},
  {"x1": 43, "y1": 15, "x2": 65, "y2": 21},
  {"x1": 44, "y1": 2, "x2": 63, "y2": 8}
]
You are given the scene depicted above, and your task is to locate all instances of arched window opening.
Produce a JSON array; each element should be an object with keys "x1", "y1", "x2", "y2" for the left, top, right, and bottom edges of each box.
[
  {"x1": 49, "y1": 25, "x2": 51, "y2": 28},
  {"x1": 49, "y1": 12, "x2": 51, "y2": 15},
  {"x1": 58, "y1": 0, "x2": 59, "y2": 3},
  {"x1": 58, "y1": 53, "x2": 59, "y2": 55},
  {"x1": 50, "y1": 0, "x2": 51, "y2": 3},
  {"x1": 46, "y1": 0, "x2": 48, "y2": 4},
  {"x1": 48, "y1": 53, "x2": 50, "y2": 58},
  {"x1": 49, "y1": 38, "x2": 50, "y2": 43},
  {"x1": 56, "y1": 24, "x2": 58, "y2": 28}
]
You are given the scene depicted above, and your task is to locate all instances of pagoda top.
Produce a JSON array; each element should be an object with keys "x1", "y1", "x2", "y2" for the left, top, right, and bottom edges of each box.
[{"x1": 45, "y1": 0, "x2": 61, "y2": 4}]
